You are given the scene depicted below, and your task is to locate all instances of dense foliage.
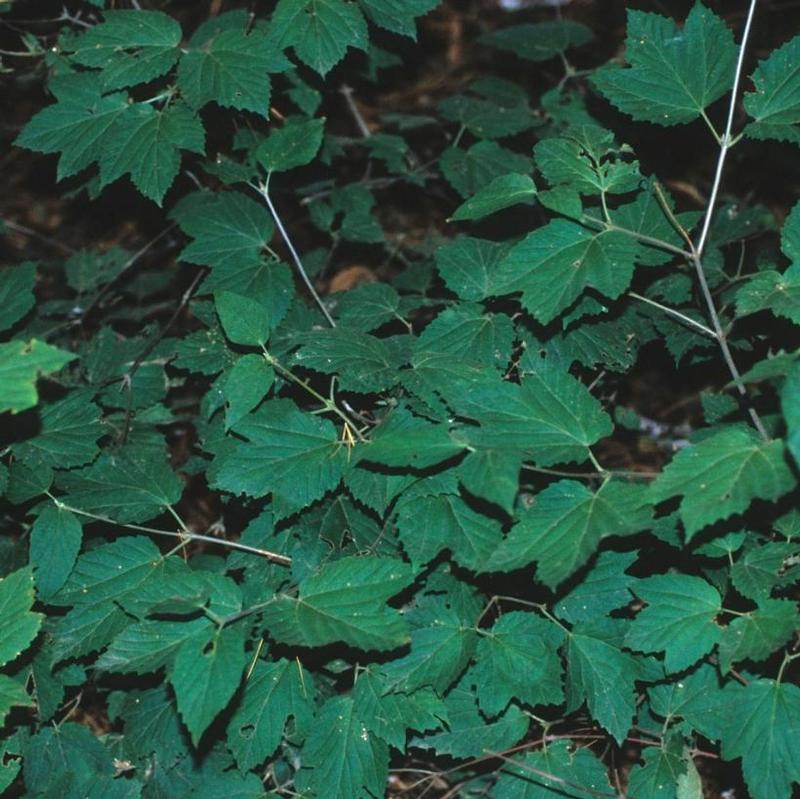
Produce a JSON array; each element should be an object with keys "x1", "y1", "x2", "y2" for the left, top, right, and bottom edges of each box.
[{"x1": 1, "y1": 0, "x2": 799, "y2": 797}]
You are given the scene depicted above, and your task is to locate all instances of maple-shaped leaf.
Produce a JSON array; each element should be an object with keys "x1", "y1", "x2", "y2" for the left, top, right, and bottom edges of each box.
[
  {"x1": 207, "y1": 399, "x2": 347, "y2": 510},
  {"x1": 718, "y1": 598, "x2": 797, "y2": 674},
  {"x1": 227, "y1": 659, "x2": 315, "y2": 771},
  {"x1": 592, "y1": 3, "x2": 737, "y2": 126},
  {"x1": 495, "y1": 219, "x2": 638, "y2": 324},
  {"x1": 744, "y1": 34, "x2": 800, "y2": 145},
  {"x1": 15, "y1": 72, "x2": 131, "y2": 181},
  {"x1": 534, "y1": 125, "x2": 641, "y2": 196},
  {"x1": 353, "y1": 671, "x2": 447, "y2": 749},
  {"x1": 471, "y1": 612, "x2": 565, "y2": 714},
  {"x1": 267, "y1": 0, "x2": 368, "y2": 75},
  {"x1": 565, "y1": 618, "x2": 639, "y2": 744},
  {"x1": 719, "y1": 680, "x2": 800, "y2": 799},
  {"x1": 173, "y1": 190, "x2": 274, "y2": 273},
  {"x1": 98, "y1": 102, "x2": 205, "y2": 205},
  {"x1": 178, "y1": 26, "x2": 288, "y2": 117},
  {"x1": 479, "y1": 19, "x2": 593, "y2": 63},
  {"x1": 493, "y1": 740, "x2": 612, "y2": 799},
  {"x1": 295, "y1": 696, "x2": 389, "y2": 799},
  {"x1": 625, "y1": 574, "x2": 721, "y2": 673},
  {"x1": 737, "y1": 201, "x2": 800, "y2": 324},
  {"x1": 357, "y1": 0, "x2": 439, "y2": 38},
  {"x1": 261, "y1": 556, "x2": 413, "y2": 651},
  {"x1": 67, "y1": 10, "x2": 182, "y2": 90},
  {"x1": 487, "y1": 480, "x2": 651, "y2": 588},
  {"x1": 651, "y1": 427, "x2": 795, "y2": 539},
  {"x1": 170, "y1": 623, "x2": 246, "y2": 746},
  {"x1": 449, "y1": 357, "x2": 613, "y2": 467}
]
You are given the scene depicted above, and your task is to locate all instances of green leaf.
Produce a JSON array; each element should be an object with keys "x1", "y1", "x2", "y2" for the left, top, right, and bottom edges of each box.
[
  {"x1": 51, "y1": 536, "x2": 163, "y2": 608},
  {"x1": 268, "y1": 0, "x2": 368, "y2": 75},
  {"x1": 295, "y1": 696, "x2": 388, "y2": 799},
  {"x1": 450, "y1": 358, "x2": 613, "y2": 467},
  {"x1": 534, "y1": 126, "x2": 641, "y2": 196},
  {"x1": 718, "y1": 680, "x2": 800, "y2": 799},
  {"x1": 15, "y1": 73, "x2": 132, "y2": 180},
  {"x1": 480, "y1": 19, "x2": 592, "y2": 62},
  {"x1": 29, "y1": 505, "x2": 83, "y2": 601},
  {"x1": 440, "y1": 140, "x2": 531, "y2": 198},
  {"x1": 380, "y1": 606, "x2": 477, "y2": 693},
  {"x1": 0, "y1": 675, "x2": 33, "y2": 728},
  {"x1": 98, "y1": 102, "x2": 205, "y2": 205},
  {"x1": 227, "y1": 659, "x2": 314, "y2": 771},
  {"x1": 566, "y1": 619, "x2": 639, "y2": 743},
  {"x1": 784, "y1": 360, "x2": 800, "y2": 466},
  {"x1": 625, "y1": 574, "x2": 721, "y2": 673},
  {"x1": 293, "y1": 328, "x2": 403, "y2": 392},
  {"x1": 357, "y1": 406, "x2": 463, "y2": 469},
  {"x1": 651, "y1": 427, "x2": 796, "y2": 539},
  {"x1": 256, "y1": 116, "x2": 325, "y2": 171},
  {"x1": 457, "y1": 446, "x2": 521, "y2": 514},
  {"x1": 487, "y1": 481, "x2": 650, "y2": 588},
  {"x1": 449, "y1": 173, "x2": 536, "y2": 222},
  {"x1": 208, "y1": 399, "x2": 346, "y2": 509},
  {"x1": 0, "y1": 262, "x2": 36, "y2": 331},
  {"x1": 174, "y1": 190, "x2": 274, "y2": 273},
  {"x1": 52, "y1": 602, "x2": 130, "y2": 662},
  {"x1": 435, "y1": 236, "x2": 511, "y2": 302},
  {"x1": 353, "y1": 672, "x2": 446, "y2": 749},
  {"x1": 472, "y1": 612, "x2": 565, "y2": 714},
  {"x1": 731, "y1": 541, "x2": 798, "y2": 601},
  {"x1": 493, "y1": 740, "x2": 611, "y2": 799},
  {"x1": 357, "y1": 0, "x2": 439, "y2": 38},
  {"x1": 718, "y1": 598, "x2": 797, "y2": 674},
  {"x1": 414, "y1": 680, "x2": 529, "y2": 759},
  {"x1": 171, "y1": 623, "x2": 246, "y2": 746},
  {"x1": 415, "y1": 305, "x2": 515, "y2": 372},
  {"x1": 592, "y1": 4, "x2": 737, "y2": 125},
  {"x1": 13, "y1": 390, "x2": 102, "y2": 469},
  {"x1": 57, "y1": 447, "x2": 183, "y2": 523},
  {"x1": 95, "y1": 618, "x2": 208, "y2": 675},
  {"x1": 495, "y1": 220, "x2": 638, "y2": 324},
  {"x1": 68, "y1": 10, "x2": 181, "y2": 90},
  {"x1": 628, "y1": 735, "x2": 685, "y2": 799},
  {"x1": 0, "y1": 567, "x2": 44, "y2": 668},
  {"x1": 736, "y1": 267, "x2": 800, "y2": 325},
  {"x1": 178, "y1": 28, "x2": 283, "y2": 117},
  {"x1": 215, "y1": 290, "x2": 271, "y2": 346},
  {"x1": 262, "y1": 556, "x2": 413, "y2": 651},
  {"x1": 396, "y1": 493, "x2": 504, "y2": 572},
  {"x1": 556, "y1": 551, "x2": 639, "y2": 624},
  {"x1": 744, "y1": 34, "x2": 800, "y2": 144},
  {"x1": 0, "y1": 339, "x2": 75, "y2": 414},
  {"x1": 222, "y1": 354, "x2": 274, "y2": 429}
]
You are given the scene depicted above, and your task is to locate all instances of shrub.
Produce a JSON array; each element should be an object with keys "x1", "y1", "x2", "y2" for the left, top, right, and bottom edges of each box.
[{"x1": 1, "y1": 1, "x2": 799, "y2": 797}]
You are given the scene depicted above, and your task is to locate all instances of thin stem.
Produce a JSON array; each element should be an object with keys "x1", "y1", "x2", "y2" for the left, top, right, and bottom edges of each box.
[
  {"x1": 582, "y1": 214, "x2": 693, "y2": 260},
  {"x1": 520, "y1": 463, "x2": 659, "y2": 481},
  {"x1": 685, "y1": 0, "x2": 768, "y2": 441},
  {"x1": 699, "y1": 109, "x2": 723, "y2": 145},
  {"x1": 253, "y1": 176, "x2": 336, "y2": 328},
  {"x1": 262, "y1": 348, "x2": 367, "y2": 440},
  {"x1": 628, "y1": 291, "x2": 716, "y2": 338},
  {"x1": 694, "y1": 0, "x2": 758, "y2": 259},
  {"x1": 653, "y1": 181, "x2": 695, "y2": 250},
  {"x1": 339, "y1": 84, "x2": 371, "y2": 138},
  {"x1": 47, "y1": 496, "x2": 292, "y2": 565},
  {"x1": 776, "y1": 651, "x2": 800, "y2": 685},
  {"x1": 1, "y1": 218, "x2": 77, "y2": 254}
]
